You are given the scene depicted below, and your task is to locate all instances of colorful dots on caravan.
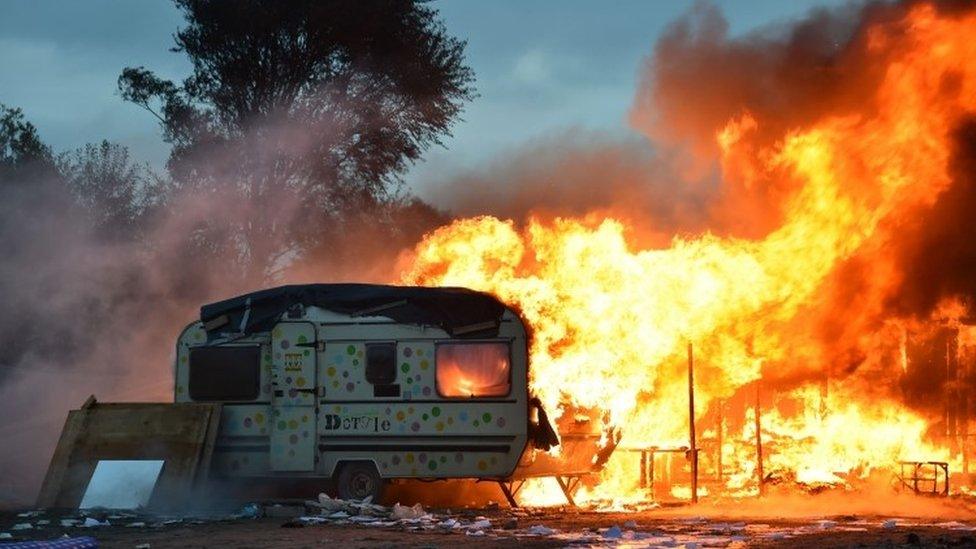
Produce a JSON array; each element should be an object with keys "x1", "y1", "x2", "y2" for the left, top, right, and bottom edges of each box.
[{"x1": 174, "y1": 284, "x2": 560, "y2": 501}]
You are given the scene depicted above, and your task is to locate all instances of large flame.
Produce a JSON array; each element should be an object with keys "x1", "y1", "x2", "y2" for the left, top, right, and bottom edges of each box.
[{"x1": 400, "y1": 4, "x2": 976, "y2": 502}]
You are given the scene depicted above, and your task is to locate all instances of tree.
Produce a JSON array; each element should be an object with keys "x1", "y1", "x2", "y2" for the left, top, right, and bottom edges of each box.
[
  {"x1": 0, "y1": 104, "x2": 58, "y2": 185},
  {"x1": 58, "y1": 141, "x2": 167, "y2": 241},
  {"x1": 119, "y1": 0, "x2": 474, "y2": 281}
]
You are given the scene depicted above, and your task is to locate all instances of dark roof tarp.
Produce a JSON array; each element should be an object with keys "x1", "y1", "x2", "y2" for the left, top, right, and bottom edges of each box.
[{"x1": 200, "y1": 284, "x2": 508, "y2": 341}]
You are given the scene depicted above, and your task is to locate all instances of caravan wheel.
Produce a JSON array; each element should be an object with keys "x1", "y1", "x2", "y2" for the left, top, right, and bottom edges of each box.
[{"x1": 336, "y1": 462, "x2": 385, "y2": 501}]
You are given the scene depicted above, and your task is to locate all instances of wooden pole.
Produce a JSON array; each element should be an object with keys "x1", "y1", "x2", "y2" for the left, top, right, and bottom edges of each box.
[
  {"x1": 755, "y1": 381, "x2": 765, "y2": 497},
  {"x1": 688, "y1": 342, "x2": 698, "y2": 503},
  {"x1": 948, "y1": 332, "x2": 958, "y2": 454},
  {"x1": 716, "y1": 399, "x2": 724, "y2": 483},
  {"x1": 650, "y1": 450, "x2": 657, "y2": 499},
  {"x1": 963, "y1": 340, "x2": 971, "y2": 485},
  {"x1": 640, "y1": 450, "x2": 647, "y2": 489}
]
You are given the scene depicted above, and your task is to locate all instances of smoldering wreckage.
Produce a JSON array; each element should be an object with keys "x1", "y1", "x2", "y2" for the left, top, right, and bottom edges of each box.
[{"x1": 14, "y1": 1, "x2": 976, "y2": 548}]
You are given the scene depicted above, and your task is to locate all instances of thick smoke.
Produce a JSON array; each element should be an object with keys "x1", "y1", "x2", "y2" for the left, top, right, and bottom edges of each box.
[
  {"x1": 889, "y1": 117, "x2": 976, "y2": 317},
  {"x1": 0, "y1": 125, "x2": 442, "y2": 507},
  {"x1": 422, "y1": 131, "x2": 717, "y2": 248},
  {"x1": 0, "y1": 178, "x2": 179, "y2": 504},
  {"x1": 424, "y1": 2, "x2": 918, "y2": 242}
]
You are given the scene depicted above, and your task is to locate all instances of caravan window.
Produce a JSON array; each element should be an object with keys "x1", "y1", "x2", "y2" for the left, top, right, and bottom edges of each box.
[
  {"x1": 366, "y1": 343, "x2": 396, "y2": 385},
  {"x1": 188, "y1": 346, "x2": 261, "y2": 401},
  {"x1": 436, "y1": 342, "x2": 511, "y2": 398}
]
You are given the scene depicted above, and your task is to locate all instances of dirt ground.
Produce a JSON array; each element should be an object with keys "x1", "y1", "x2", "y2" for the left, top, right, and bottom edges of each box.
[{"x1": 3, "y1": 505, "x2": 976, "y2": 548}]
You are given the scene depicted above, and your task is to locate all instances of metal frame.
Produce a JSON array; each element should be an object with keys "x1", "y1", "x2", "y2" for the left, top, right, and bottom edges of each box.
[
  {"x1": 496, "y1": 479, "x2": 525, "y2": 507},
  {"x1": 554, "y1": 475, "x2": 582, "y2": 506},
  {"x1": 896, "y1": 461, "x2": 949, "y2": 496}
]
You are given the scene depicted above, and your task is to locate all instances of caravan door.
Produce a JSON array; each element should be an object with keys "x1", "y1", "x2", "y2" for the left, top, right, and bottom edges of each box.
[{"x1": 270, "y1": 321, "x2": 318, "y2": 471}]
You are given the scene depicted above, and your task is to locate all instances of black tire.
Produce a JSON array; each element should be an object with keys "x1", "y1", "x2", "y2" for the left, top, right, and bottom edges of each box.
[{"x1": 335, "y1": 462, "x2": 384, "y2": 501}]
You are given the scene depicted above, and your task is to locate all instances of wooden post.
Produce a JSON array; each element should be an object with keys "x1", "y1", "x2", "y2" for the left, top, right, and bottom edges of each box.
[
  {"x1": 952, "y1": 330, "x2": 971, "y2": 487},
  {"x1": 688, "y1": 342, "x2": 698, "y2": 503},
  {"x1": 640, "y1": 450, "x2": 648, "y2": 489},
  {"x1": 963, "y1": 344, "x2": 971, "y2": 486},
  {"x1": 716, "y1": 399, "x2": 723, "y2": 483},
  {"x1": 755, "y1": 381, "x2": 765, "y2": 497},
  {"x1": 947, "y1": 331, "x2": 958, "y2": 454},
  {"x1": 650, "y1": 449, "x2": 657, "y2": 499}
]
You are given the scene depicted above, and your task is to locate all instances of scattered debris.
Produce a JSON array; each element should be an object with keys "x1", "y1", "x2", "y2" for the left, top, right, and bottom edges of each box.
[
  {"x1": 438, "y1": 518, "x2": 460, "y2": 530},
  {"x1": 932, "y1": 521, "x2": 976, "y2": 530},
  {"x1": 234, "y1": 503, "x2": 261, "y2": 519},
  {"x1": 526, "y1": 524, "x2": 555, "y2": 536},
  {"x1": 467, "y1": 518, "x2": 491, "y2": 530},
  {"x1": 391, "y1": 503, "x2": 426, "y2": 520},
  {"x1": 5, "y1": 492, "x2": 975, "y2": 547},
  {"x1": 312, "y1": 493, "x2": 351, "y2": 512}
]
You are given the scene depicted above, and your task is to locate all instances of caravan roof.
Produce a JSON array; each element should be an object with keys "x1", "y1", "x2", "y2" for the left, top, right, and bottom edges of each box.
[{"x1": 200, "y1": 283, "x2": 508, "y2": 340}]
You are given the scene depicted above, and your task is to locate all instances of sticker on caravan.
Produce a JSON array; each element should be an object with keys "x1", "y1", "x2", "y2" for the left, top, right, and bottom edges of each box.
[
  {"x1": 322, "y1": 414, "x2": 391, "y2": 432},
  {"x1": 283, "y1": 353, "x2": 304, "y2": 371}
]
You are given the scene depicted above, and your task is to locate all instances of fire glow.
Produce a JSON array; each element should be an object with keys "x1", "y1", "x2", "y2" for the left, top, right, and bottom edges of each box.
[
  {"x1": 400, "y1": 4, "x2": 976, "y2": 503},
  {"x1": 435, "y1": 343, "x2": 511, "y2": 398}
]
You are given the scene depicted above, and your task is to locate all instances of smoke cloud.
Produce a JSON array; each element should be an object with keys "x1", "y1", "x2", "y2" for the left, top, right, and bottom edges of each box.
[{"x1": 0, "y1": 118, "x2": 442, "y2": 506}]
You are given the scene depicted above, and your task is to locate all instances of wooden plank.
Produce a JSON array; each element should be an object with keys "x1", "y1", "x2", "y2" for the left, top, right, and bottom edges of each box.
[
  {"x1": 37, "y1": 402, "x2": 222, "y2": 510},
  {"x1": 36, "y1": 407, "x2": 89, "y2": 508},
  {"x1": 194, "y1": 403, "x2": 223, "y2": 488}
]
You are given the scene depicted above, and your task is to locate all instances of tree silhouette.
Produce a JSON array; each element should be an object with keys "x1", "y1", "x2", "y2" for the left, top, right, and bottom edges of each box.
[
  {"x1": 58, "y1": 141, "x2": 166, "y2": 241},
  {"x1": 0, "y1": 104, "x2": 58, "y2": 186},
  {"x1": 119, "y1": 0, "x2": 473, "y2": 280}
]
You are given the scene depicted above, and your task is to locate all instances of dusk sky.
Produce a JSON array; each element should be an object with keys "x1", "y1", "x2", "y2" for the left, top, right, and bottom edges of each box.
[{"x1": 0, "y1": 1, "x2": 845, "y2": 204}]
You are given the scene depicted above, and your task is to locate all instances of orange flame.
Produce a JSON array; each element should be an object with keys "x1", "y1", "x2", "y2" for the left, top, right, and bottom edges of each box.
[{"x1": 399, "y1": 4, "x2": 976, "y2": 503}]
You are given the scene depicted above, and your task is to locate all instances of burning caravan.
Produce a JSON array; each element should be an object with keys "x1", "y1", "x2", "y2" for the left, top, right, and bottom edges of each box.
[{"x1": 175, "y1": 284, "x2": 565, "y2": 500}]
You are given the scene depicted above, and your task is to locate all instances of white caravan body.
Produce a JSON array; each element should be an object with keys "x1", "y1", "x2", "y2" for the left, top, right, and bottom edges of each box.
[{"x1": 174, "y1": 284, "x2": 540, "y2": 487}]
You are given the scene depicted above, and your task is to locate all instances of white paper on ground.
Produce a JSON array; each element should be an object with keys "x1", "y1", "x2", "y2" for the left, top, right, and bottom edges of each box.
[{"x1": 79, "y1": 459, "x2": 165, "y2": 509}]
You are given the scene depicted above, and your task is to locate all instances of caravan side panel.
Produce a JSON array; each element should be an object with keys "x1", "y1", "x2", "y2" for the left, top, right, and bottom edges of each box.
[{"x1": 314, "y1": 313, "x2": 529, "y2": 479}]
